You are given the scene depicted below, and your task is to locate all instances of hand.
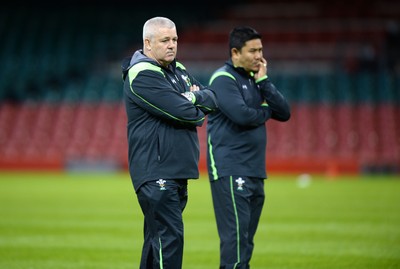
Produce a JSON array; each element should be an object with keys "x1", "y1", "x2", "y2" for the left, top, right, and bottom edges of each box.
[
  {"x1": 254, "y1": 58, "x2": 267, "y2": 80},
  {"x1": 190, "y1": 85, "x2": 200, "y2": 92}
]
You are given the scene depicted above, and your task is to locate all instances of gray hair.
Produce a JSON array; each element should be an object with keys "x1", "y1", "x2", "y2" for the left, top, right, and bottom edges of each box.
[{"x1": 143, "y1": 17, "x2": 176, "y2": 41}]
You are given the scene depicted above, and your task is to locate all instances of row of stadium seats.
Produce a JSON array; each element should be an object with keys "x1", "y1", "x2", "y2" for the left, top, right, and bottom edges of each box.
[
  {"x1": 0, "y1": 3, "x2": 225, "y2": 103},
  {"x1": 177, "y1": 0, "x2": 400, "y2": 75},
  {"x1": 0, "y1": 102, "x2": 128, "y2": 170},
  {"x1": 0, "y1": 6, "x2": 132, "y2": 103},
  {"x1": 267, "y1": 104, "x2": 399, "y2": 162},
  {"x1": 273, "y1": 72, "x2": 399, "y2": 104},
  {"x1": 1, "y1": 1, "x2": 399, "y2": 104},
  {"x1": 0, "y1": 1, "x2": 399, "y2": 174},
  {"x1": 1, "y1": 71, "x2": 399, "y2": 104},
  {"x1": 2, "y1": 1, "x2": 399, "y2": 101},
  {"x1": 0, "y1": 102, "x2": 398, "y2": 173}
]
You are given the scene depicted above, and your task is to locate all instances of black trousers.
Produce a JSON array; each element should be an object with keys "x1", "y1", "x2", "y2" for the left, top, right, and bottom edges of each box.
[
  {"x1": 137, "y1": 179, "x2": 188, "y2": 269},
  {"x1": 211, "y1": 176, "x2": 265, "y2": 269}
]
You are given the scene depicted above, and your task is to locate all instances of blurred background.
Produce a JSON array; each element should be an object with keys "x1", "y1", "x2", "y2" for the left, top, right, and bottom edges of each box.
[{"x1": 0, "y1": 0, "x2": 399, "y2": 175}]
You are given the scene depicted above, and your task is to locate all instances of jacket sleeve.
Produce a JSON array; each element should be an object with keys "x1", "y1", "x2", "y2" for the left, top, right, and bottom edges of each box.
[
  {"x1": 179, "y1": 68, "x2": 218, "y2": 115},
  {"x1": 127, "y1": 63, "x2": 206, "y2": 127},
  {"x1": 256, "y1": 76, "x2": 291, "y2": 122},
  {"x1": 191, "y1": 88, "x2": 218, "y2": 115},
  {"x1": 210, "y1": 73, "x2": 272, "y2": 127}
]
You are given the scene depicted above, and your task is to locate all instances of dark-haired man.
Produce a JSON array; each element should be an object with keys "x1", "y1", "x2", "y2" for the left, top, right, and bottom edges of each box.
[{"x1": 206, "y1": 26, "x2": 291, "y2": 269}]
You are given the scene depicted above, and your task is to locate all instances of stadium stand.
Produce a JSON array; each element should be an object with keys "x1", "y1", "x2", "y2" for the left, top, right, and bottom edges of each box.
[{"x1": 0, "y1": 0, "x2": 399, "y2": 174}]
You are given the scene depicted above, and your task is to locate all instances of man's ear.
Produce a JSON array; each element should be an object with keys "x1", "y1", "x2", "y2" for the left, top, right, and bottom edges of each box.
[
  {"x1": 231, "y1": 48, "x2": 240, "y2": 63},
  {"x1": 231, "y1": 48, "x2": 239, "y2": 57},
  {"x1": 145, "y1": 39, "x2": 151, "y2": 50}
]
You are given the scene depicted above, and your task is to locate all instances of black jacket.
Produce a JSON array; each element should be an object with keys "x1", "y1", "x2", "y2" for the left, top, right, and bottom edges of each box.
[
  {"x1": 207, "y1": 60, "x2": 290, "y2": 180},
  {"x1": 122, "y1": 50, "x2": 217, "y2": 191}
]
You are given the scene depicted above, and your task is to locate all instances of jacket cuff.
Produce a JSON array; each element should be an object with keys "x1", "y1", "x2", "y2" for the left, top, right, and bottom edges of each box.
[{"x1": 255, "y1": 75, "x2": 268, "y2": 83}]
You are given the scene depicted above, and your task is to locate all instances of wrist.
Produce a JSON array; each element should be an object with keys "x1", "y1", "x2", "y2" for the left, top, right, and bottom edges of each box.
[{"x1": 182, "y1": 91, "x2": 196, "y2": 104}]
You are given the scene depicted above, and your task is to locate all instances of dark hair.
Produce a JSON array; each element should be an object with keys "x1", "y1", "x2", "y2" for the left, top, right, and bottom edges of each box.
[{"x1": 229, "y1": 26, "x2": 261, "y2": 55}]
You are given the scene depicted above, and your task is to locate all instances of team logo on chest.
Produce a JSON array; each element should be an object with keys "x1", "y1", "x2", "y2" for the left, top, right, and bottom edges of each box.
[
  {"x1": 156, "y1": 179, "x2": 166, "y2": 191},
  {"x1": 181, "y1": 75, "x2": 192, "y2": 86},
  {"x1": 235, "y1": 177, "x2": 245, "y2": 191}
]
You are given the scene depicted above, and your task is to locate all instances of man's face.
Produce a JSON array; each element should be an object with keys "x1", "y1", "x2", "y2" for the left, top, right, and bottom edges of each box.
[
  {"x1": 147, "y1": 27, "x2": 178, "y2": 66},
  {"x1": 234, "y1": 39, "x2": 263, "y2": 73}
]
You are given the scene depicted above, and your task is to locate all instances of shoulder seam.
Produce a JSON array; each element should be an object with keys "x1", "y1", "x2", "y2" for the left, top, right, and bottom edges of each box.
[{"x1": 209, "y1": 71, "x2": 236, "y2": 85}]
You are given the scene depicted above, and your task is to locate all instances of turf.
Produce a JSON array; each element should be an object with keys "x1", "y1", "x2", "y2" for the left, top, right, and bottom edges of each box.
[{"x1": 0, "y1": 172, "x2": 399, "y2": 269}]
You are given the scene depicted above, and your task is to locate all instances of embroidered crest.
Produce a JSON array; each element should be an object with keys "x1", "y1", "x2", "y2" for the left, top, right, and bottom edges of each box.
[
  {"x1": 235, "y1": 177, "x2": 245, "y2": 191},
  {"x1": 156, "y1": 179, "x2": 166, "y2": 191},
  {"x1": 181, "y1": 75, "x2": 192, "y2": 86}
]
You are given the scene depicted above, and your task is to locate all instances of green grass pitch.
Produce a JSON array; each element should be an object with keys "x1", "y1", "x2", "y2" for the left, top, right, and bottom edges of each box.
[{"x1": 0, "y1": 172, "x2": 399, "y2": 269}]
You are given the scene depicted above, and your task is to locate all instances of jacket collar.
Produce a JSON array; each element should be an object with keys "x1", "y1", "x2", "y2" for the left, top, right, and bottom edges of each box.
[{"x1": 226, "y1": 59, "x2": 253, "y2": 78}]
